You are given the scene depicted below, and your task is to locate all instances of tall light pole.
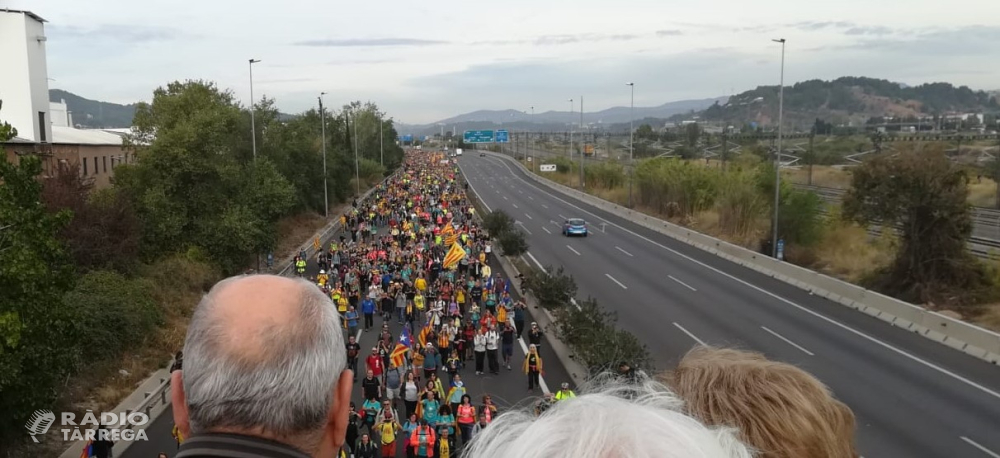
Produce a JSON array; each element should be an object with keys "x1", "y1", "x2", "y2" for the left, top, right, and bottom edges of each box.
[
  {"x1": 627, "y1": 82, "x2": 635, "y2": 207},
  {"x1": 319, "y1": 93, "x2": 329, "y2": 217},
  {"x1": 579, "y1": 95, "x2": 584, "y2": 190},
  {"x1": 568, "y1": 98, "x2": 574, "y2": 160},
  {"x1": 530, "y1": 106, "x2": 535, "y2": 170},
  {"x1": 772, "y1": 38, "x2": 786, "y2": 259},
  {"x1": 248, "y1": 59, "x2": 261, "y2": 161},
  {"x1": 350, "y1": 108, "x2": 361, "y2": 196},
  {"x1": 379, "y1": 113, "x2": 384, "y2": 167}
]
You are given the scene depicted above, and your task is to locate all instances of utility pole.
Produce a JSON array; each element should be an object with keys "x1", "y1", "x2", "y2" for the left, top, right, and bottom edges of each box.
[
  {"x1": 772, "y1": 38, "x2": 786, "y2": 260},
  {"x1": 351, "y1": 108, "x2": 360, "y2": 196},
  {"x1": 319, "y1": 93, "x2": 328, "y2": 218},
  {"x1": 568, "y1": 99, "x2": 574, "y2": 161},
  {"x1": 379, "y1": 114, "x2": 384, "y2": 167},
  {"x1": 248, "y1": 59, "x2": 261, "y2": 161},
  {"x1": 579, "y1": 95, "x2": 584, "y2": 190},
  {"x1": 627, "y1": 82, "x2": 635, "y2": 207}
]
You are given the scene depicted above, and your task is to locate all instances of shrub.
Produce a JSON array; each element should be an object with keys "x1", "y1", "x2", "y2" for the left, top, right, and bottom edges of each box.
[
  {"x1": 716, "y1": 168, "x2": 768, "y2": 239},
  {"x1": 635, "y1": 158, "x2": 719, "y2": 218},
  {"x1": 63, "y1": 271, "x2": 162, "y2": 360},
  {"x1": 482, "y1": 210, "x2": 516, "y2": 237},
  {"x1": 555, "y1": 298, "x2": 651, "y2": 374},
  {"x1": 779, "y1": 189, "x2": 825, "y2": 247},
  {"x1": 497, "y1": 229, "x2": 529, "y2": 257},
  {"x1": 524, "y1": 265, "x2": 577, "y2": 310},
  {"x1": 585, "y1": 162, "x2": 625, "y2": 189}
]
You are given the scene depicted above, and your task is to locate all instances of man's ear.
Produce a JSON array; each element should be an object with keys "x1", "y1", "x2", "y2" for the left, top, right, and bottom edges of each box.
[
  {"x1": 170, "y1": 370, "x2": 191, "y2": 439},
  {"x1": 326, "y1": 369, "x2": 354, "y2": 450}
]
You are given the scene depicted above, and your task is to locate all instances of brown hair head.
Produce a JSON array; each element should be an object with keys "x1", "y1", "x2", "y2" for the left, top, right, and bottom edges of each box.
[{"x1": 661, "y1": 347, "x2": 858, "y2": 458}]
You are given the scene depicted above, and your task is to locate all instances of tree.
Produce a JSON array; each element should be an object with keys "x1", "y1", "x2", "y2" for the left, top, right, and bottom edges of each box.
[
  {"x1": 685, "y1": 122, "x2": 701, "y2": 147},
  {"x1": 635, "y1": 124, "x2": 655, "y2": 141},
  {"x1": 119, "y1": 80, "x2": 296, "y2": 273},
  {"x1": 41, "y1": 163, "x2": 141, "y2": 273},
  {"x1": 842, "y1": 147, "x2": 996, "y2": 306},
  {"x1": 556, "y1": 298, "x2": 651, "y2": 374},
  {"x1": 497, "y1": 229, "x2": 529, "y2": 257},
  {"x1": 482, "y1": 210, "x2": 515, "y2": 237},
  {"x1": 0, "y1": 152, "x2": 78, "y2": 443},
  {"x1": 523, "y1": 265, "x2": 577, "y2": 310}
]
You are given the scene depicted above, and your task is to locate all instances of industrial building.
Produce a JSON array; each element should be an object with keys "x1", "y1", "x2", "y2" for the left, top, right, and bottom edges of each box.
[{"x1": 1, "y1": 8, "x2": 131, "y2": 189}]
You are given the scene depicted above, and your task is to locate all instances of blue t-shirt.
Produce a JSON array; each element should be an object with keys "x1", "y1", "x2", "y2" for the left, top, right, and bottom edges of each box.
[{"x1": 346, "y1": 311, "x2": 359, "y2": 327}]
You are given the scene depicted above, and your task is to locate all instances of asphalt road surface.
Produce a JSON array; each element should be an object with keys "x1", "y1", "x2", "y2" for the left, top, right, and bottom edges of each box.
[
  {"x1": 459, "y1": 152, "x2": 1000, "y2": 458},
  {"x1": 124, "y1": 205, "x2": 572, "y2": 458}
]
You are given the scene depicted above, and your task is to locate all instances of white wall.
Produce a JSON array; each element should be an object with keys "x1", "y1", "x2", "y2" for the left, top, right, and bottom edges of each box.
[
  {"x1": 0, "y1": 10, "x2": 51, "y2": 143},
  {"x1": 50, "y1": 100, "x2": 69, "y2": 127}
]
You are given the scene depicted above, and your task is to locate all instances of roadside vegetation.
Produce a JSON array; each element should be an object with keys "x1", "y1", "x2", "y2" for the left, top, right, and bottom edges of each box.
[
  {"x1": 477, "y1": 208, "x2": 651, "y2": 375},
  {"x1": 0, "y1": 85, "x2": 402, "y2": 453},
  {"x1": 522, "y1": 144, "x2": 1000, "y2": 330}
]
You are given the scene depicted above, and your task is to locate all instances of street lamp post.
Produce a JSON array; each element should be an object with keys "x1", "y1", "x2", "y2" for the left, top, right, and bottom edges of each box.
[
  {"x1": 319, "y1": 93, "x2": 328, "y2": 218},
  {"x1": 772, "y1": 38, "x2": 786, "y2": 259},
  {"x1": 627, "y1": 82, "x2": 635, "y2": 207},
  {"x1": 579, "y1": 95, "x2": 584, "y2": 190},
  {"x1": 350, "y1": 108, "x2": 361, "y2": 196},
  {"x1": 568, "y1": 99, "x2": 574, "y2": 160},
  {"x1": 531, "y1": 106, "x2": 535, "y2": 170},
  {"x1": 379, "y1": 114, "x2": 384, "y2": 167},
  {"x1": 249, "y1": 59, "x2": 260, "y2": 161}
]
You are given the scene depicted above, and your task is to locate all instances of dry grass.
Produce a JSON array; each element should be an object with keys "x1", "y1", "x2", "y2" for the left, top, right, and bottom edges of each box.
[
  {"x1": 808, "y1": 223, "x2": 895, "y2": 282},
  {"x1": 782, "y1": 165, "x2": 853, "y2": 189},
  {"x1": 974, "y1": 303, "x2": 1000, "y2": 333},
  {"x1": 968, "y1": 178, "x2": 999, "y2": 208}
]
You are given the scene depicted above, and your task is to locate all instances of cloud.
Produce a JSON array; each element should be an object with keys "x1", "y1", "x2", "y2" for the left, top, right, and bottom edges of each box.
[
  {"x1": 656, "y1": 30, "x2": 684, "y2": 36},
  {"x1": 844, "y1": 25, "x2": 895, "y2": 36},
  {"x1": 327, "y1": 58, "x2": 399, "y2": 66},
  {"x1": 474, "y1": 33, "x2": 642, "y2": 46},
  {"x1": 789, "y1": 21, "x2": 855, "y2": 31},
  {"x1": 48, "y1": 24, "x2": 181, "y2": 43},
  {"x1": 293, "y1": 38, "x2": 448, "y2": 47},
  {"x1": 825, "y1": 25, "x2": 1000, "y2": 56}
]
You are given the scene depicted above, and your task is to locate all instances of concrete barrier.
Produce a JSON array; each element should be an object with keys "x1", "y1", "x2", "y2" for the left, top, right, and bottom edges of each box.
[{"x1": 488, "y1": 152, "x2": 1000, "y2": 364}]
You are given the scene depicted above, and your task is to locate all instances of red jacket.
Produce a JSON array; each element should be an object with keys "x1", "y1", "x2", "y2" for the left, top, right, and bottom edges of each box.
[{"x1": 367, "y1": 354, "x2": 384, "y2": 376}]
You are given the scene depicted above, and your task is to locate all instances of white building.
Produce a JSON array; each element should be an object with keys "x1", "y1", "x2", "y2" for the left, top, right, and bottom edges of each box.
[
  {"x1": 50, "y1": 98, "x2": 73, "y2": 127},
  {"x1": 0, "y1": 8, "x2": 52, "y2": 143}
]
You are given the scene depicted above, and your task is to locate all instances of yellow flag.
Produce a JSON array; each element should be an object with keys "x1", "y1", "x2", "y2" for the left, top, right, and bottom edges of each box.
[{"x1": 442, "y1": 243, "x2": 467, "y2": 270}]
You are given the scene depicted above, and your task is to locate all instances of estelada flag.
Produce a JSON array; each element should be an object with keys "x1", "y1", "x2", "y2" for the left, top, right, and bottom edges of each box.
[{"x1": 442, "y1": 242, "x2": 467, "y2": 270}]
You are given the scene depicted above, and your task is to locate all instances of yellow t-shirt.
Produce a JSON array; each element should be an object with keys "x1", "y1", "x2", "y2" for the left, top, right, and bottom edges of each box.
[{"x1": 415, "y1": 278, "x2": 427, "y2": 292}]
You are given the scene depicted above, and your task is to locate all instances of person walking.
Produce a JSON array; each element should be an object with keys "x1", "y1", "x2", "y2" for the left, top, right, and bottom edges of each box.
[
  {"x1": 403, "y1": 372, "x2": 420, "y2": 419},
  {"x1": 485, "y1": 325, "x2": 500, "y2": 374},
  {"x1": 346, "y1": 335, "x2": 361, "y2": 381},
  {"x1": 375, "y1": 410, "x2": 402, "y2": 458},
  {"x1": 528, "y1": 321, "x2": 543, "y2": 353},
  {"x1": 354, "y1": 433, "x2": 378, "y2": 458},
  {"x1": 554, "y1": 382, "x2": 577, "y2": 401},
  {"x1": 455, "y1": 394, "x2": 476, "y2": 448},
  {"x1": 362, "y1": 295, "x2": 376, "y2": 331},
  {"x1": 473, "y1": 327, "x2": 487, "y2": 375},
  {"x1": 500, "y1": 321, "x2": 515, "y2": 370},
  {"x1": 409, "y1": 419, "x2": 437, "y2": 458},
  {"x1": 345, "y1": 306, "x2": 360, "y2": 337},
  {"x1": 523, "y1": 344, "x2": 544, "y2": 392},
  {"x1": 513, "y1": 300, "x2": 526, "y2": 339}
]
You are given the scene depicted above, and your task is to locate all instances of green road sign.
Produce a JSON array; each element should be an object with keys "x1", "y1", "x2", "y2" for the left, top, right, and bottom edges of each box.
[{"x1": 464, "y1": 130, "x2": 495, "y2": 143}]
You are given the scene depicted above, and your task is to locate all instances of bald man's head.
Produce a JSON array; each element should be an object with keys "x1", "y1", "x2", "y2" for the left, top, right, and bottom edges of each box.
[{"x1": 173, "y1": 275, "x2": 351, "y2": 456}]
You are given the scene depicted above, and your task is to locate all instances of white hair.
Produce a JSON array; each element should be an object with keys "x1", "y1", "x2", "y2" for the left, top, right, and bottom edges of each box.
[
  {"x1": 182, "y1": 276, "x2": 346, "y2": 449},
  {"x1": 463, "y1": 375, "x2": 754, "y2": 458}
]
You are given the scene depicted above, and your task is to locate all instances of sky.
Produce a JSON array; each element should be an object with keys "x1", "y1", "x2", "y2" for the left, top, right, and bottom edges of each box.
[{"x1": 5, "y1": 0, "x2": 1000, "y2": 124}]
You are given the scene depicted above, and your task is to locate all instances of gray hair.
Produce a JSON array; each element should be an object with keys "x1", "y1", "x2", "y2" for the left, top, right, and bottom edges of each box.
[
  {"x1": 463, "y1": 375, "x2": 754, "y2": 458},
  {"x1": 182, "y1": 276, "x2": 346, "y2": 449}
]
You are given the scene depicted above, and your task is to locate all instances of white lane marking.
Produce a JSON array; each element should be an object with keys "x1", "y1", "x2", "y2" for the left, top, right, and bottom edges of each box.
[
  {"x1": 528, "y1": 196, "x2": 534, "y2": 200},
  {"x1": 516, "y1": 221, "x2": 533, "y2": 235},
  {"x1": 489, "y1": 155, "x2": 1000, "y2": 402},
  {"x1": 550, "y1": 220, "x2": 561, "y2": 227},
  {"x1": 541, "y1": 204, "x2": 548, "y2": 208},
  {"x1": 518, "y1": 190, "x2": 523, "y2": 194},
  {"x1": 542, "y1": 226, "x2": 552, "y2": 234},
  {"x1": 524, "y1": 213, "x2": 533, "y2": 220},
  {"x1": 566, "y1": 245, "x2": 581, "y2": 256},
  {"x1": 961, "y1": 437, "x2": 1000, "y2": 458},
  {"x1": 761, "y1": 326, "x2": 815, "y2": 356},
  {"x1": 496, "y1": 190, "x2": 501, "y2": 194},
  {"x1": 605, "y1": 273, "x2": 628, "y2": 289},
  {"x1": 557, "y1": 214, "x2": 567, "y2": 220},
  {"x1": 512, "y1": 203, "x2": 519, "y2": 209},
  {"x1": 668, "y1": 275, "x2": 698, "y2": 292},
  {"x1": 503, "y1": 196, "x2": 509, "y2": 200},
  {"x1": 615, "y1": 246, "x2": 634, "y2": 257},
  {"x1": 673, "y1": 322, "x2": 706, "y2": 346},
  {"x1": 459, "y1": 164, "x2": 492, "y2": 212}
]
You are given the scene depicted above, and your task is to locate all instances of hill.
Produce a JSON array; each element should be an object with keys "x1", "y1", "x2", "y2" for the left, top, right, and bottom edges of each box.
[
  {"x1": 49, "y1": 89, "x2": 138, "y2": 128},
  {"x1": 695, "y1": 77, "x2": 999, "y2": 130},
  {"x1": 399, "y1": 97, "x2": 727, "y2": 136}
]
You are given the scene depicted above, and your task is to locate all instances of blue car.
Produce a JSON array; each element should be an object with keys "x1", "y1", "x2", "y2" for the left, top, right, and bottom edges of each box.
[{"x1": 562, "y1": 218, "x2": 588, "y2": 237}]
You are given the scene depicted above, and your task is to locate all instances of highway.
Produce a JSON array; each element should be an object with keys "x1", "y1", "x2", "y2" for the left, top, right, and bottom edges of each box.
[
  {"x1": 459, "y1": 152, "x2": 1000, "y2": 458},
  {"x1": 123, "y1": 201, "x2": 573, "y2": 458}
]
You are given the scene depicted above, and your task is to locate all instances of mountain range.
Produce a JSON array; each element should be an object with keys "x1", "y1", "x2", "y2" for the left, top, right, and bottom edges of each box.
[
  {"x1": 50, "y1": 89, "x2": 137, "y2": 128},
  {"x1": 396, "y1": 97, "x2": 728, "y2": 136}
]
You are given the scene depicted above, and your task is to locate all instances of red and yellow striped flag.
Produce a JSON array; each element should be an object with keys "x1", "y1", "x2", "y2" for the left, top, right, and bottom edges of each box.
[{"x1": 442, "y1": 242, "x2": 467, "y2": 270}]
